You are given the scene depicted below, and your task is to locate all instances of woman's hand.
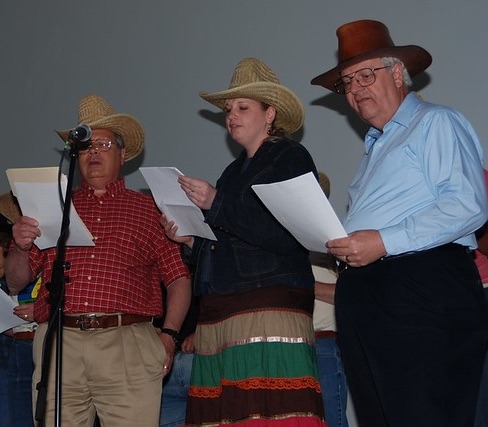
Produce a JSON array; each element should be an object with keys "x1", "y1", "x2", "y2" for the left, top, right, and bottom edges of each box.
[
  {"x1": 181, "y1": 333, "x2": 195, "y2": 354},
  {"x1": 178, "y1": 176, "x2": 217, "y2": 210}
]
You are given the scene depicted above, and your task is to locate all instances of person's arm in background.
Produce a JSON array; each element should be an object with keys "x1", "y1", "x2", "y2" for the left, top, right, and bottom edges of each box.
[
  {"x1": 477, "y1": 225, "x2": 488, "y2": 255},
  {"x1": 5, "y1": 216, "x2": 40, "y2": 294},
  {"x1": 314, "y1": 281, "x2": 336, "y2": 305}
]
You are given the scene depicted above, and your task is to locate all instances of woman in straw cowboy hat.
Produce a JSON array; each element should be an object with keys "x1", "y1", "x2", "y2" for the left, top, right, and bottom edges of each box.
[{"x1": 162, "y1": 58, "x2": 326, "y2": 426}]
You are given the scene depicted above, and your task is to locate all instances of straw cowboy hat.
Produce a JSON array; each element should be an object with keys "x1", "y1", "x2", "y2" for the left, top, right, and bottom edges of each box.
[
  {"x1": 0, "y1": 192, "x2": 21, "y2": 224},
  {"x1": 57, "y1": 94, "x2": 145, "y2": 161},
  {"x1": 318, "y1": 171, "x2": 330, "y2": 199},
  {"x1": 311, "y1": 19, "x2": 432, "y2": 91},
  {"x1": 200, "y1": 58, "x2": 305, "y2": 134}
]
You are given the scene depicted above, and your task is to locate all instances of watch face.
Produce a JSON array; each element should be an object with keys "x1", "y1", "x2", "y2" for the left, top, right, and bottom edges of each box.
[{"x1": 161, "y1": 328, "x2": 179, "y2": 343}]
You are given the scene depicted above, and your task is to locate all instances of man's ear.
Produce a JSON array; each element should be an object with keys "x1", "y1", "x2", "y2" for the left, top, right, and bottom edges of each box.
[{"x1": 393, "y1": 63, "x2": 404, "y2": 88}]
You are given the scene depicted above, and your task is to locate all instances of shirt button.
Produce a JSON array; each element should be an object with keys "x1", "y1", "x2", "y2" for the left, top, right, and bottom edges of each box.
[
  {"x1": 90, "y1": 254, "x2": 95, "y2": 259},
  {"x1": 97, "y1": 218, "x2": 101, "y2": 222},
  {"x1": 84, "y1": 302, "x2": 89, "y2": 307},
  {"x1": 87, "y1": 276, "x2": 92, "y2": 281}
]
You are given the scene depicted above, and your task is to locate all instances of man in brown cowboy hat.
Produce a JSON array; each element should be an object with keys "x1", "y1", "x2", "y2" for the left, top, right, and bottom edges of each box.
[
  {"x1": 311, "y1": 20, "x2": 488, "y2": 426},
  {"x1": 5, "y1": 94, "x2": 191, "y2": 427}
]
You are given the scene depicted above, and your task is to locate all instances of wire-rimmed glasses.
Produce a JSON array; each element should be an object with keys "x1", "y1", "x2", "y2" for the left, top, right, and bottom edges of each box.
[{"x1": 333, "y1": 66, "x2": 390, "y2": 95}]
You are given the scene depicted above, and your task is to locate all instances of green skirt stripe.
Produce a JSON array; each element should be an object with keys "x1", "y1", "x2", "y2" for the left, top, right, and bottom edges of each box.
[{"x1": 191, "y1": 341, "x2": 319, "y2": 387}]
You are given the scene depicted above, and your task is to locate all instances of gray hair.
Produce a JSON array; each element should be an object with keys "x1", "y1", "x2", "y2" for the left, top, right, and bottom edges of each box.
[
  {"x1": 114, "y1": 134, "x2": 125, "y2": 149},
  {"x1": 381, "y1": 57, "x2": 412, "y2": 87}
]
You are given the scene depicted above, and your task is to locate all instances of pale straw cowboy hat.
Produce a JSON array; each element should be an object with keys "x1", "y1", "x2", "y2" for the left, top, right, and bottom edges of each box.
[
  {"x1": 200, "y1": 58, "x2": 305, "y2": 134},
  {"x1": 57, "y1": 94, "x2": 145, "y2": 161},
  {"x1": 318, "y1": 171, "x2": 331, "y2": 199},
  {"x1": 0, "y1": 192, "x2": 21, "y2": 224},
  {"x1": 311, "y1": 19, "x2": 432, "y2": 91}
]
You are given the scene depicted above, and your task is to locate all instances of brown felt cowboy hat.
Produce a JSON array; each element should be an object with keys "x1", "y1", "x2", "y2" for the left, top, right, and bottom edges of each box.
[
  {"x1": 200, "y1": 58, "x2": 305, "y2": 134},
  {"x1": 57, "y1": 94, "x2": 145, "y2": 161},
  {"x1": 311, "y1": 19, "x2": 432, "y2": 91}
]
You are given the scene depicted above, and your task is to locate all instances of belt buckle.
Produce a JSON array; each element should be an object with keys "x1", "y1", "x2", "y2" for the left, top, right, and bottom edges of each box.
[{"x1": 76, "y1": 314, "x2": 100, "y2": 331}]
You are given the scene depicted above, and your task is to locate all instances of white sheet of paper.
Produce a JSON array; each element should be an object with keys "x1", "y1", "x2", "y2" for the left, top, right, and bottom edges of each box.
[
  {"x1": 139, "y1": 167, "x2": 217, "y2": 240},
  {"x1": 252, "y1": 171, "x2": 347, "y2": 253},
  {"x1": 0, "y1": 291, "x2": 28, "y2": 333},
  {"x1": 6, "y1": 167, "x2": 94, "y2": 250}
]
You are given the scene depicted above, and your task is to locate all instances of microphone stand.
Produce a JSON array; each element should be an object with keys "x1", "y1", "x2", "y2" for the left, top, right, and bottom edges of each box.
[{"x1": 35, "y1": 139, "x2": 81, "y2": 427}]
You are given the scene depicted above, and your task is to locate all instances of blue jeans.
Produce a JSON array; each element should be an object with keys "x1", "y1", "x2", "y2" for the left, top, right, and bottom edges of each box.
[
  {"x1": 315, "y1": 336, "x2": 349, "y2": 427},
  {"x1": 0, "y1": 334, "x2": 34, "y2": 427},
  {"x1": 475, "y1": 287, "x2": 488, "y2": 427},
  {"x1": 160, "y1": 352, "x2": 193, "y2": 427}
]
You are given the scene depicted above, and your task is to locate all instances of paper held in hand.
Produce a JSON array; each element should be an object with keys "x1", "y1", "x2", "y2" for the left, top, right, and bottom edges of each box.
[
  {"x1": 0, "y1": 290, "x2": 29, "y2": 333},
  {"x1": 139, "y1": 167, "x2": 217, "y2": 241},
  {"x1": 252, "y1": 171, "x2": 347, "y2": 253},
  {"x1": 6, "y1": 167, "x2": 94, "y2": 250}
]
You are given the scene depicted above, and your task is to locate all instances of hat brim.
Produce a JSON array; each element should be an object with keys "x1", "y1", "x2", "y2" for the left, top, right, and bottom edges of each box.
[
  {"x1": 56, "y1": 113, "x2": 145, "y2": 161},
  {"x1": 200, "y1": 81, "x2": 305, "y2": 134},
  {"x1": 311, "y1": 45, "x2": 432, "y2": 91},
  {"x1": 0, "y1": 192, "x2": 21, "y2": 224}
]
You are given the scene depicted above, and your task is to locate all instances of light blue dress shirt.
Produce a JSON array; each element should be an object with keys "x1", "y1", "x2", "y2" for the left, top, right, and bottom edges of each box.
[{"x1": 344, "y1": 92, "x2": 488, "y2": 255}]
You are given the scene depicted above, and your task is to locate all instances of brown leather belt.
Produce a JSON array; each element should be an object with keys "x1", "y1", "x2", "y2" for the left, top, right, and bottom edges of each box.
[
  {"x1": 315, "y1": 330, "x2": 338, "y2": 339},
  {"x1": 13, "y1": 331, "x2": 36, "y2": 340},
  {"x1": 63, "y1": 314, "x2": 152, "y2": 331}
]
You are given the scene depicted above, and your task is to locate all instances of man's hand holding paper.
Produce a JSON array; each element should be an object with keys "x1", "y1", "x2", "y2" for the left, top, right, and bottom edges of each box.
[{"x1": 6, "y1": 167, "x2": 94, "y2": 250}]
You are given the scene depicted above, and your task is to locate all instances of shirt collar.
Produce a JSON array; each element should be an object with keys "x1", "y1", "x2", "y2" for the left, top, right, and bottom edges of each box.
[
  {"x1": 80, "y1": 177, "x2": 126, "y2": 198},
  {"x1": 364, "y1": 92, "x2": 422, "y2": 154}
]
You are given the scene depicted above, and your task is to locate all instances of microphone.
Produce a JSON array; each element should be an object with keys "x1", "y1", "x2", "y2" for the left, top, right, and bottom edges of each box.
[{"x1": 68, "y1": 124, "x2": 92, "y2": 143}]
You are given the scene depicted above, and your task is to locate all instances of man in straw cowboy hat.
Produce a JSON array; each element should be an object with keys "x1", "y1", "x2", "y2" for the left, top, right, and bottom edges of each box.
[
  {"x1": 161, "y1": 57, "x2": 326, "y2": 426},
  {"x1": 311, "y1": 19, "x2": 488, "y2": 426},
  {"x1": 5, "y1": 94, "x2": 191, "y2": 427}
]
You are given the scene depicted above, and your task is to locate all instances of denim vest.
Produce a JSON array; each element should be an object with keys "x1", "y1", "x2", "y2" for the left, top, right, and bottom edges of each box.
[{"x1": 189, "y1": 138, "x2": 317, "y2": 295}]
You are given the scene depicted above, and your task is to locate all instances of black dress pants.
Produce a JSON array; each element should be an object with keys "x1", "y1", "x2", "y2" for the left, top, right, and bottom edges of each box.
[{"x1": 336, "y1": 244, "x2": 488, "y2": 427}]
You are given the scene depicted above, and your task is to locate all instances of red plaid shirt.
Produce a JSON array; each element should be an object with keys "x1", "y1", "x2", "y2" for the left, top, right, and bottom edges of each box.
[{"x1": 32, "y1": 178, "x2": 190, "y2": 323}]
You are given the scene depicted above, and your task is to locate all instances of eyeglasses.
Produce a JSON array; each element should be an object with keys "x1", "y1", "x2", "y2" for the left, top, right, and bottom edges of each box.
[
  {"x1": 333, "y1": 66, "x2": 390, "y2": 95},
  {"x1": 79, "y1": 139, "x2": 114, "y2": 154}
]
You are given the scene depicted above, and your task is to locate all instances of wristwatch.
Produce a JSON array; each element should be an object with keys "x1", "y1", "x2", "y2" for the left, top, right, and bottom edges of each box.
[{"x1": 161, "y1": 328, "x2": 180, "y2": 345}]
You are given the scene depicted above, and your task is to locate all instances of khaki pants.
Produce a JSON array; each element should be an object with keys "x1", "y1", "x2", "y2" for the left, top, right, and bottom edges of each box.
[{"x1": 33, "y1": 321, "x2": 165, "y2": 427}]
